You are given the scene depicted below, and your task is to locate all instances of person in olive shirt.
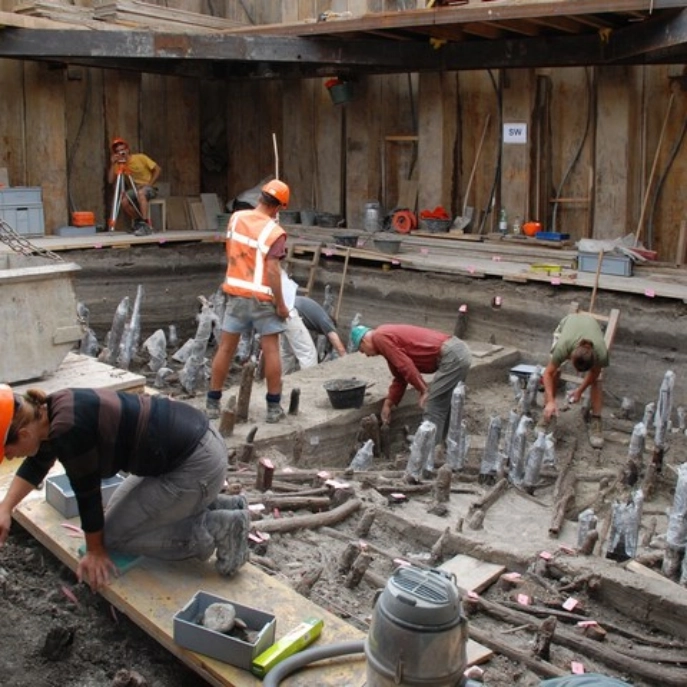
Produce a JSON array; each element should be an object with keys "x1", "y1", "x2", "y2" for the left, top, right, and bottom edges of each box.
[
  {"x1": 350, "y1": 323, "x2": 472, "y2": 444},
  {"x1": 0, "y1": 385, "x2": 248, "y2": 591},
  {"x1": 541, "y1": 313, "x2": 609, "y2": 448}
]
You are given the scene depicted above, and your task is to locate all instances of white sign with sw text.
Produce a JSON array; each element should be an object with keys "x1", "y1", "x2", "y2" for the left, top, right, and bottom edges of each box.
[{"x1": 503, "y1": 123, "x2": 528, "y2": 144}]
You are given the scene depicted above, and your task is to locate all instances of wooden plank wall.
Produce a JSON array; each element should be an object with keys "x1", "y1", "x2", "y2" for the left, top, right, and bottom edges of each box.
[{"x1": 0, "y1": 0, "x2": 684, "y2": 261}]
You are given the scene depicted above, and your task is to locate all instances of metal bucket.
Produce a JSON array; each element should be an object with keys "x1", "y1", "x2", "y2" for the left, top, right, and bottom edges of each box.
[
  {"x1": 365, "y1": 566, "x2": 468, "y2": 687},
  {"x1": 363, "y1": 201, "x2": 382, "y2": 233}
]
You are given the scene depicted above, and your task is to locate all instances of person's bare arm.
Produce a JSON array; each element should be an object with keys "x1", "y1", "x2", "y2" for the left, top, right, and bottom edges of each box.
[
  {"x1": 328, "y1": 332, "x2": 347, "y2": 357},
  {"x1": 570, "y1": 366, "x2": 601, "y2": 403},
  {"x1": 542, "y1": 360, "x2": 560, "y2": 421},
  {"x1": 266, "y1": 259, "x2": 289, "y2": 318},
  {"x1": 0, "y1": 475, "x2": 35, "y2": 546},
  {"x1": 149, "y1": 164, "x2": 161, "y2": 187}
]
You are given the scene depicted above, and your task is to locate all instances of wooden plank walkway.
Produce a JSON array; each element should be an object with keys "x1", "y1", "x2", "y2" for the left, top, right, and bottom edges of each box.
[{"x1": 9, "y1": 492, "x2": 367, "y2": 687}]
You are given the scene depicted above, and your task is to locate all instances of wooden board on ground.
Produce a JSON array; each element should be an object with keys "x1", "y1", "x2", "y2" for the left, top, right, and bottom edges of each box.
[
  {"x1": 11, "y1": 352, "x2": 146, "y2": 395},
  {"x1": 439, "y1": 553, "x2": 506, "y2": 594},
  {"x1": 12, "y1": 495, "x2": 367, "y2": 687},
  {"x1": 413, "y1": 231, "x2": 483, "y2": 242},
  {"x1": 466, "y1": 638, "x2": 494, "y2": 666},
  {"x1": 189, "y1": 201, "x2": 208, "y2": 231},
  {"x1": 201, "y1": 192, "x2": 222, "y2": 231},
  {"x1": 165, "y1": 196, "x2": 191, "y2": 231},
  {"x1": 467, "y1": 342, "x2": 505, "y2": 359}
]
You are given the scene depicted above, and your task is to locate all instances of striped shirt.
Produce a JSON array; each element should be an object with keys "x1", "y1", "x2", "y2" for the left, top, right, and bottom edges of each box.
[{"x1": 17, "y1": 389, "x2": 208, "y2": 533}]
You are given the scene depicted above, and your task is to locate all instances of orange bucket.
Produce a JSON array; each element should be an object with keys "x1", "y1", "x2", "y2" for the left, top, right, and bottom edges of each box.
[{"x1": 72, "y1": 211, "x2": 95, "y2": 227}]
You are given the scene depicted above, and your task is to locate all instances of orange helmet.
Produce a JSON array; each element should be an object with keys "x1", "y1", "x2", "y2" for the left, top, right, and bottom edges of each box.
[
  {"x1": 111, "y1": 137, "x2": 129, "y2": 152},
  {"x1": 261, "y1": 180, "x2": 290, "y2": 207},
  {"x1": 0, "y1": 384, "x2": 15, "y2": 463}
]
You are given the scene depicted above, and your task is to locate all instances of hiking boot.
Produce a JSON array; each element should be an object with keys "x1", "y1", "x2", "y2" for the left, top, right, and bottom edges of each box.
[
  {"x1": 205, "y1": 509, "x2": 250, "y2": 577},
  {"x1": 266, "y1": 402, "x2": 285, "y2": 424},
  {"x1": 133, "y1": 220, "x2": 152, "y2": 236},
  {"x1": 589, "y1": 415, "x2": 604, "y2": 449},
  {"x1": 206, "y1": 396, "x2": 221, "y2": 420},
  {"x1": 208, "y1": 494, "x2": 248, "y2": 511}
]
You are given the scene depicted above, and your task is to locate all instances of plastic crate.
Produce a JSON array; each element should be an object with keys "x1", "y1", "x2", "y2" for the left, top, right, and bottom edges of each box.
[
  {"x1": 578, "y1": 252, "x2": 633, "y2": 277},
  {"x1": 46, "y1": 473, "x2": 124, "y2": 518},
  {"x1": 0, "y1": 187, "x2": 42, "y2": 206},
  {"x1": 174, "y1": 591, "x2": 276, "y2": 669},
  {"x1": 0, "y1": 204, "x2": 45, "y2": 237}
]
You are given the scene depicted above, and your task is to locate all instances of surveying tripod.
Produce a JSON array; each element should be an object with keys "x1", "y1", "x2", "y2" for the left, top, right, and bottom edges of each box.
[{"x1": 108, "y1": 163, "x2": 145, "y2": 231}]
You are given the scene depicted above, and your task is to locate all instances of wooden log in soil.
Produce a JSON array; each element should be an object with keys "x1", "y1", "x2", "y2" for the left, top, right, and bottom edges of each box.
[
  {"x1": 433, "y1": 464, "x2": 453, "y2": 504},
  {"x1": 549, "y1": 440, "x2": 578, "y2": 537},
  {"x1": 532, "y1": 615, "x2": 557, "y2": 661},
  {"x1": 236, "y1": 361, "x2": 255, "y2": 422},
  {"x1": 294, "y1": 566, "x2": 323, "y2": 597},
  {"x1": 252, "y1": 498, "x2": 362, "y2": 534},
  {"x1": 471, "y1": 594, "x2": 687, "y2": 686},
  {"x1": 467, "y1": 477, "x2": 508, "y2": 519},
  {"x1": 578, "y1": 528, "x2": 598, "y2": 556},
  {"x1": 430, "y1": 527, "x2": 452, "y2": 565},
  {"x1": 467, "y1": 624, "x2": 565, "y2": 680},
  {"x1": 345, "y1": 552, "x2": 373, "y2": 589},
  {"x1": 262, "y1": 496, "x2": 332, "y2": 512},
  {"x1": 339, "y1": 542, "x2": 361, "y2": 574},
  {"x1": 356, "y1": 507, "x2": 377, "y2": 538}
]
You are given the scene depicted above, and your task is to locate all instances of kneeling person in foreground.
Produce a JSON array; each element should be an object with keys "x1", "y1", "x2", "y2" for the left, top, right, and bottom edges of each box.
[{"x1": 0, "y1": 385, "x2": 249, "y2": 591}]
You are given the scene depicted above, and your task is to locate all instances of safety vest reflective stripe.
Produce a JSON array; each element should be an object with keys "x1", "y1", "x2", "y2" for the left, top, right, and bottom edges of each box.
[{"x1": 224, "y1": 216, "x2": 279, "y2": 298}]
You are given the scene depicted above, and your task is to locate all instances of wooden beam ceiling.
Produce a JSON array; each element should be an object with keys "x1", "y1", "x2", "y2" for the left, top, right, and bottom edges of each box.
[{"x1": 0, "y1": 3, "x2": 685, "y2": 79}]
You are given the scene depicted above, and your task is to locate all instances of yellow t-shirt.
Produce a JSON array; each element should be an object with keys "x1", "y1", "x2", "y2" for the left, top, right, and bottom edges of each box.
[{"x1": 124, "y1": 153, "x2": 157, "y2": 186}]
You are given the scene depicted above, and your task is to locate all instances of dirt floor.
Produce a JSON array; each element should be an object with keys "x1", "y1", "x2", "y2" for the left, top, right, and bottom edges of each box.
[{"x1": 2, "y1": 247, "x2": 687, "y2": 686}]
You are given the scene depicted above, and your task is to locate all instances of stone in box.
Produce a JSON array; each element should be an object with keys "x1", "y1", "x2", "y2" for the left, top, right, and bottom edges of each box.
[
  {"x1": 173, "y1": 591, "x2": 276, "y2": 670},
  {"x1": 45, "y1": 473, "x2": 124, "y2": 519}
]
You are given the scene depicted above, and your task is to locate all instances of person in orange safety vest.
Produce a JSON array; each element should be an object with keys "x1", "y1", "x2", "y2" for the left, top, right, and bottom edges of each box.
[{"x1": 206, "y1": 180, "x2": 291, "y2": 424}]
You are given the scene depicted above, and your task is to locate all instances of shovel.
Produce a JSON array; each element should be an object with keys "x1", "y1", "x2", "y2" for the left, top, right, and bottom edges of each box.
[{"x1": 454, "y1": 114, "x2": 491, "y2": 232}]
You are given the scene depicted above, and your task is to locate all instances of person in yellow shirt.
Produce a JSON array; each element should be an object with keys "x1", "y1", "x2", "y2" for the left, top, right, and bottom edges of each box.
[{"x1": 108, "y1": 137, "x2": 161, "y2": 236}]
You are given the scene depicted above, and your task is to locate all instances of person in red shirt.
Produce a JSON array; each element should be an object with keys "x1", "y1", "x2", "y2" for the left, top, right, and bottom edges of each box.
[{"x1": 350, "y1": 324, "x2": 472, "y2": 443}]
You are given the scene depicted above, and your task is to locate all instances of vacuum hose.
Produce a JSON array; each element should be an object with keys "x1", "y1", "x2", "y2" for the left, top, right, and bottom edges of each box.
[{"x1": 262, "y1": 639, "x2": 365, "y2": 687}]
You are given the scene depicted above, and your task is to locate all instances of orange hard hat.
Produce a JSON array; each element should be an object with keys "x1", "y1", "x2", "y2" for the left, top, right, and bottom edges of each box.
[
  {"x1": 0, "y1": 384, "x2": 15, "y2": 463},
  {"x1": 261, "y1": 180, "x2": 290, "y2": 207},
  {"x1": 111, "y1": 137, "x2": 129, "y2": 152}
]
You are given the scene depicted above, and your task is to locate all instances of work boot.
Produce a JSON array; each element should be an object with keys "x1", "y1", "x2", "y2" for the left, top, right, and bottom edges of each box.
[
  {"x1": 205, "y1": 509, "x2": 250, "y2": 577},
  {"x1": 206, "y1": 396, "x2": 221, "y2": 420},
  {"x1": 589, "y1": 415, "x2": 604, "y2": 449},
  {"x1": 208, "y1": 494, "x2": 248, "y2": 512},
  {"x1": 266, "y1": 402, "x2": 285, "y2": 424},
  {"x1": 133, "y1": 220, "x2": 152, "y2": 236}
]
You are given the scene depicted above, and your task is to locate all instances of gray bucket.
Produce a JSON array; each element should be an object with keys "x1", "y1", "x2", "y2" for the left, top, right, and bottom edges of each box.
[
  {"x1": 300, "y1": 209, "x2": 317, "y2": 226},
  {"x1": 365, "y1": 566, "x2": 468, "y2": 686},
  {"x1": 363, "y1": 201, "x2": 382, "y2": 233}
]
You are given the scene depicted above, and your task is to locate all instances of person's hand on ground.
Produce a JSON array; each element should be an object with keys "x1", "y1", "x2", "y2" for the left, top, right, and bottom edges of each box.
[
  {"x1": 543, "y1": 400, "x2": 559, "y2": 422},
  {"x1": 568, "y1": 388, "x2": 583, "y2": 405},
  {"x1": 77, "y1": 549, "x2": 117, "y2": 592}
]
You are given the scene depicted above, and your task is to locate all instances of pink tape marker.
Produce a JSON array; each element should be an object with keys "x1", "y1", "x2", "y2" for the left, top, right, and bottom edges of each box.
[
  {"x1": 571, "y1": 662, "x2": 585, "y2": 675},
  {"x1": 467, "y1": 265, "x2": 476, "y2": 274},
  {"x1": 550, "y1": 277, "x2": 561, "y2": 286},
  {"x1": 563, "y1": 597, "x2": 579, "y2": 611},
  {"x1": 645, "y1": 288, "x2": 655, "y2": 298}
]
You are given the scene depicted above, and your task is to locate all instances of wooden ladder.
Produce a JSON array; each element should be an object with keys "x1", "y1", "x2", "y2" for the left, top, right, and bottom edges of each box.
[{"x1": 284, "y1": 243, "x2": 322, "y2": 297}]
